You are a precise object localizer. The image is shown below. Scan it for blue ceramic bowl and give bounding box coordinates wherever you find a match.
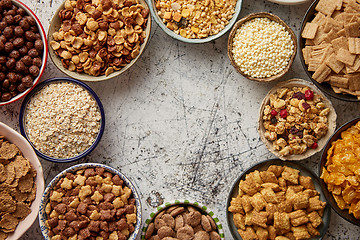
[148,0,243,43]
[39,163,142,240]
[19,78,105,163]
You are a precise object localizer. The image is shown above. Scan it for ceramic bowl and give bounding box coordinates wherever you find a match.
[141,199,225,239]
[39,163,142,240]
[258,78,337,160]
[47,0,151,81]
[227,159,331,240]
[299,0,360,101]
[148,0,242,43]
[228,12,297,82]
[319,117,360,226]
[0,0,48,106]
[19,78,105,163]
[0,122,45,240]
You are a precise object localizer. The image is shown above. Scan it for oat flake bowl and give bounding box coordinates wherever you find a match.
[0,122,44,240]
[228,12,297,82]
[149,0,242,43]
[258,79,337,160]
[141,199,224,239]
[0,0,48,106]
[19,78,105,163]
[39,163,142,240]
[48,0,151,81]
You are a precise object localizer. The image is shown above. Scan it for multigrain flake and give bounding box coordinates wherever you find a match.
[25,82,101,159]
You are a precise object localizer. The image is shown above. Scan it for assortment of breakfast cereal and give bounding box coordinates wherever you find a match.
[3,0,360,239]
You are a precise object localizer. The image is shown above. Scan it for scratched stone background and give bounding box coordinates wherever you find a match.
[1,0,360,239]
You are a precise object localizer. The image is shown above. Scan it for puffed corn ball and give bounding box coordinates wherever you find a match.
[232,17,294,78]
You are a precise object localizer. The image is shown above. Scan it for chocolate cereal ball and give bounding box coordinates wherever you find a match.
[14,25,23,36]
[15,60,25,72]
[21,55,32,65]
[28,48,38,57]
[29,65,39,76]
[5,58,15,69]
[21,75,32,87]
[34,39,42,51]
[13,37,24,48]
[32,57,41,67]
[3,25,13,38]
[9,49,20,59]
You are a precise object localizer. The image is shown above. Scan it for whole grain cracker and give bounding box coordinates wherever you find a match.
[4,164,15,185]
[329,75,349,88]
[0,164,6,183]
[0,197,16,213]
[312,63,332,82]
[326,53,345,73]
[0,232,7,240]
[316,0,338,16]
[302,23,319,39]
[336,48,356,65]
[26,182,36,203]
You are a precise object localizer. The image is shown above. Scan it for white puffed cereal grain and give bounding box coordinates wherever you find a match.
[231,17,294,78]
[24,82,101,159]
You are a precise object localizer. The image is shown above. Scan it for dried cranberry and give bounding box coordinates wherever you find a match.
[305,89,314,100]
[271,117,277,124]
[311,142,318,149]
[280,109,287,118]
[292,92,305,100]
[296,131,303,138]
[302,102,310,110]
[290,126,298,134]
[270,110,277,117]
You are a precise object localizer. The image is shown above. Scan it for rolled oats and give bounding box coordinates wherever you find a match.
[24,81,101,159]
[262,86,330,156]
[50,0,149,76]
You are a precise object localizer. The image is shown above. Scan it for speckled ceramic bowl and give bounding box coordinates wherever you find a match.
[0,0,48,106]
[148,0,242,43]
[258,78,337,160]
[19,78,105,163]
[0,122,44,240]
[39,163,142,240]
[141,199,225,239]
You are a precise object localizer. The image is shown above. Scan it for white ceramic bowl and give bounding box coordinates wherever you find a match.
[0,0,48,106]
[48,0,151,81]
[148,0,243,43]
[39,163,142,240]
[0,122,44,240]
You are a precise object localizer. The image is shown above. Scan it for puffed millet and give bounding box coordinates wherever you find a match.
[24,82,101,159]
[232,17,294,78]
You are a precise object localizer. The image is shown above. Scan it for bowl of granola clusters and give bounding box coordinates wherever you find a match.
[149,0,242,43]
[19,78,105,163]
[0,122,44,240]
[39,163,141,240]
[48,0,151,81]
[258,79,337,160]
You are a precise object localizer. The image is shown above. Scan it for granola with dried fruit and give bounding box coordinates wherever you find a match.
[262,86,330,156]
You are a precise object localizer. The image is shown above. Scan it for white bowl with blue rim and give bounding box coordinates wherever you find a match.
[38,163,142,240]
[18,77,105,163]
[141,199,225,239]
[148,0,243,43]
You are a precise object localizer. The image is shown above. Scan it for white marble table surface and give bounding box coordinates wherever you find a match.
[1,0,360,239]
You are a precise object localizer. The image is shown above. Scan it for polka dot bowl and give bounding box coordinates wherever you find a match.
[38,163,142,240]
[141,199,225,239]
[227,12,297,82]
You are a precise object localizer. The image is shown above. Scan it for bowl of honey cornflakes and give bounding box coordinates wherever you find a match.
[319,117,360,226]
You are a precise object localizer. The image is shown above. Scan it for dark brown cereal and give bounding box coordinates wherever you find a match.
[0,0,43,103]
[45,168,137,239]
